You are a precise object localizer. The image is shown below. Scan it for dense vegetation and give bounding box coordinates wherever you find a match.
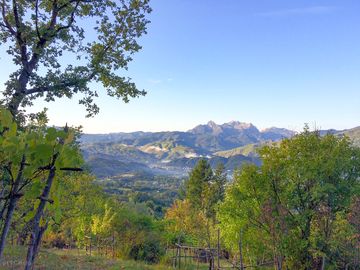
[218,128,360,269]
[1,108,360,269]
[0,108,168,268]
[164,128,360,269]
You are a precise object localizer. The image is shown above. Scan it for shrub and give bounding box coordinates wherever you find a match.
[129,236,165,264]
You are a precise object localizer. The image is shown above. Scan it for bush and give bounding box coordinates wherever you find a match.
[129,236,165,264]
[43,233,68,249]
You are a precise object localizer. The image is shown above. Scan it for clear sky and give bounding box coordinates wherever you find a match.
[1,0,360,133]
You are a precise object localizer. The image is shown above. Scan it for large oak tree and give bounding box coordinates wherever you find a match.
[0,0,151,120]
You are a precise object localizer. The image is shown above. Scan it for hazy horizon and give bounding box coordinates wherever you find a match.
[79,119,357,135]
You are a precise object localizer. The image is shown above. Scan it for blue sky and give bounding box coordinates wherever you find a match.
[1,0,360,133]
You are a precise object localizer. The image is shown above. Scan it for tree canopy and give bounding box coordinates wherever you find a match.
[166,160,227,246]
[218,128,360,269]
[0,0,151,119]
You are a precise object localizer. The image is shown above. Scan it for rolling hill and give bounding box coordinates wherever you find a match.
[81,121,296,178]
[81,122,360,179]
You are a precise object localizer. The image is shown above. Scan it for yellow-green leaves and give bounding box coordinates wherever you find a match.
[0,108,83,232]
[0,108,13,130]
[45,127,58,142]
[218,129,360,268]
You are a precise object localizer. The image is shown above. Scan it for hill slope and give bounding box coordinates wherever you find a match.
[81,121,295,178]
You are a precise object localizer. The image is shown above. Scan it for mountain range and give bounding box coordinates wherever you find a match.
[80,121,360,179]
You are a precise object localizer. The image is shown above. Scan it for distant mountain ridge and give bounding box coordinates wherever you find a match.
[80,121,360,179]
[80,121,295,178]
[81,120,296,151]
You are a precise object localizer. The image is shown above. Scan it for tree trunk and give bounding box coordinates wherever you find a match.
[30,223,48,266]
[0,154,26,259]
[24,164,56,270]
[0,193,20,258]
[7,92,25,118]
[7,69,31,118]
[277,255,283,270]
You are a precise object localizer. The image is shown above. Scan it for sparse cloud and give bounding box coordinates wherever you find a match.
[255,6,338,17]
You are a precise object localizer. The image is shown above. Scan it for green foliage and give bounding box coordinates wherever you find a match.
[185,160,226,221]
[110,203,166,262]
[218,128,360,269]
[0,107,83,204]
[0,107,85,268]
[0,0,151,118]
[129,235,165,264]
[164,199,209,246]
[185,159,214,211]
[97,173,183,216]
[214,143,263,158]
[49,180,167,264]
[165,160,227,247]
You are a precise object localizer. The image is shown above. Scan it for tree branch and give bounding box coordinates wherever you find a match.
[25,81,78,95]
[55,0,81,32]
[11,0,21,31]
[12,0,29,66]
[28,0,59,70]
[35,0,41,40]
[25,71,96,95]
[0,0,16,35]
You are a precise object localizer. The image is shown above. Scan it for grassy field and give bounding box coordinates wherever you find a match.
[0,246,210,270]
[0,246,169,270]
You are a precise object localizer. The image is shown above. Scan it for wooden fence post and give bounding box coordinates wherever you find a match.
[89,237,92,256]
[173,245,176,268]
[185,247,187,265]
[197,250,200,270]
[112,232,115,258]
[178,236,181,269]
[217,228,220,270]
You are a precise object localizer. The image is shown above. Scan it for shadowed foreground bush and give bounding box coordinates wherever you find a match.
[129,236,165,264]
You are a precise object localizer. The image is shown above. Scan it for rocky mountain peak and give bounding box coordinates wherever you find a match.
[225,121,255,130]
[207,120,218,128]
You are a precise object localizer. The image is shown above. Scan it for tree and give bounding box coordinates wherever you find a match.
[167,160,227,247]
[218,129,360,270]
[165,199,208,246]
[185,159,213,211]
[205,163,226,223]
[0,0,151,119]
[0,107,83,269]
